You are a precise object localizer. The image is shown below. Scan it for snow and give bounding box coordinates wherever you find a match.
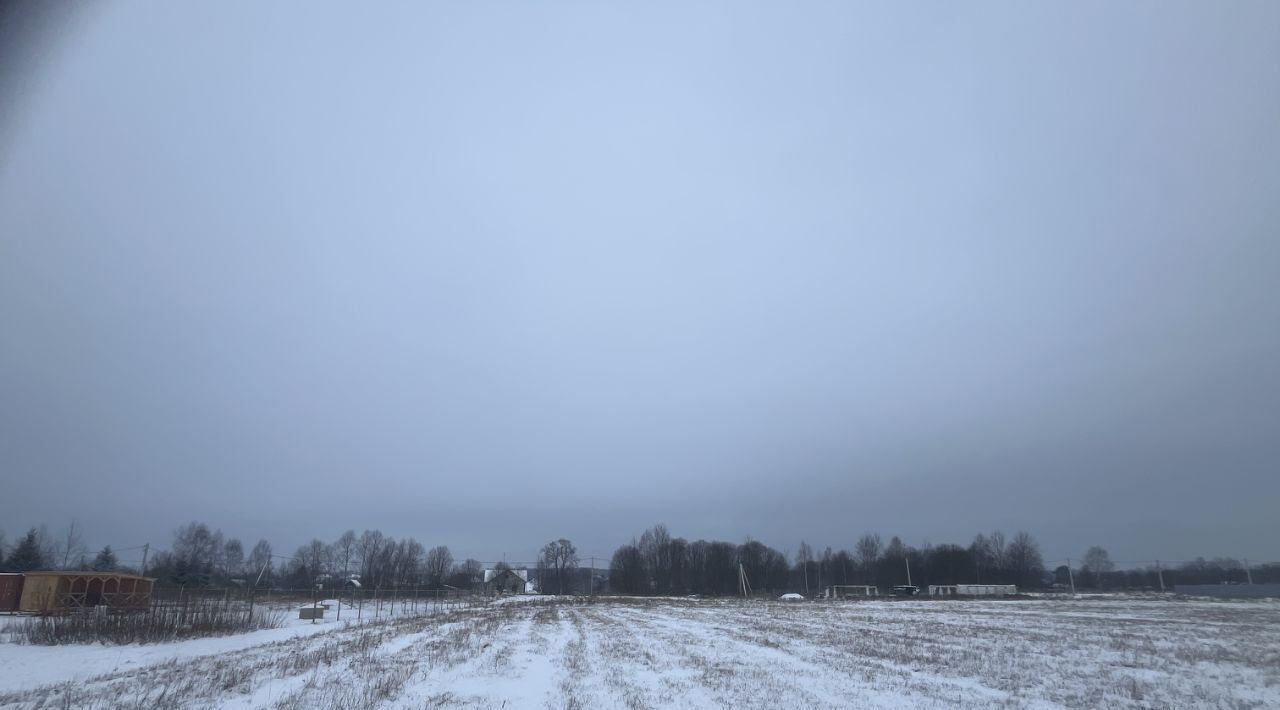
[1,596,1277,708]
[0,596,460,694]
[0,615,329,693]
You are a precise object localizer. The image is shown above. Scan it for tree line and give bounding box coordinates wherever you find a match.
[1049,546,1273,590]
[149,523,490,590]
[607,525,1280,595]
[0,521,592,594]
[0,522,485,590]
[2,521,1276,593]
[609,525,1048,596]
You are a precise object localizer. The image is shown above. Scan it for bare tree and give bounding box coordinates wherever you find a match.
[247,539,273,585]
[450,558,484,589]
[388,538,424,587]
[357,530,386,586]
[540,538,579,595]
[424,545,453,588]
[35,525,59,569]
[796,541,813,595]
[638,524,673,594]
[334,530,357,578]
[1005,531,1045,588]
[609,543,647,594]
[988,531,1007,575]
[223,538,245,580]
[296,539,329,581]
[58,521,88,569]
[173,522,224,584]
[1082,546,1114,588]
[855,533,882,583]
[820,546,834,589]
[970,533,991,583]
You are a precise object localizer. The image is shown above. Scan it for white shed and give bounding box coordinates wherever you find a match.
[954,584,1017,596]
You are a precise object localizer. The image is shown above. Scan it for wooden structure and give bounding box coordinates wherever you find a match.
[10,571,155,614]
[0,574,23,613]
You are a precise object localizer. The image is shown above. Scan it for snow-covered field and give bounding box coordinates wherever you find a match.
[1,595,1277,708]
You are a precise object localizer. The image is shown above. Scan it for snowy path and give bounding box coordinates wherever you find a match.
[0,597,1277,708]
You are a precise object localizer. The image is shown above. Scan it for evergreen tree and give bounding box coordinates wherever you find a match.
[7,528,46,571]
[92,545,119,571]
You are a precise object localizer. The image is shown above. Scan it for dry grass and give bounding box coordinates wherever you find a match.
[2,596,1277,708]
[12,600,284,645]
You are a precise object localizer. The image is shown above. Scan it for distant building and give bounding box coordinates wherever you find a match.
[483,568,534,594]
[929,584,1017,597]
[824,585,879,598]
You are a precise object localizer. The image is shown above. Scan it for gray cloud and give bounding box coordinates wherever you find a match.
[2,1,1278,564]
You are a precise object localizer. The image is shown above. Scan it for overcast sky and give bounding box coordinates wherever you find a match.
[2,1,1278,567]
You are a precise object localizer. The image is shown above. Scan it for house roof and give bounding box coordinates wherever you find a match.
[483,568,528,583]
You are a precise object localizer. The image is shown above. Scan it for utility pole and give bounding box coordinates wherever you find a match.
[1156,560,1165,593]
[1243,559,1254,585]
[905,557,912,587]
[141,543,149,577]
[248,556,272,622]
[1066,558,1076,595]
